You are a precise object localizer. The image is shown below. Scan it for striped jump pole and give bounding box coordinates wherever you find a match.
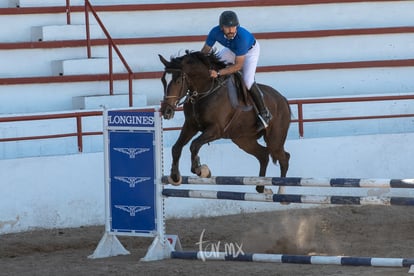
[162,189,414,206]
[171,251,414,269]
[161,176,414,188]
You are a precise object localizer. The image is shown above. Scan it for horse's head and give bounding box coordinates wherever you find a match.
[158,50,223,120]
[159,54,187,119]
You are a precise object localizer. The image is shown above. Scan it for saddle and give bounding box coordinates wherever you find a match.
[225,72,253,112]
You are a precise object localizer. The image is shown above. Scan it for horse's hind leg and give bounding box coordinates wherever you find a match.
[264,132,290,195]
[232,138,271,194]
[279,151,290,177]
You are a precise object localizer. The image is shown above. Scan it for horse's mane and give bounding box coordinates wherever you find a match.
[169,50,226,71]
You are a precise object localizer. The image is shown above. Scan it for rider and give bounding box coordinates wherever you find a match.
[200,10,272,131]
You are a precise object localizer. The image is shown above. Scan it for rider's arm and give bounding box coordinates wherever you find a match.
[201,43,212,54]
[210,55,245,78]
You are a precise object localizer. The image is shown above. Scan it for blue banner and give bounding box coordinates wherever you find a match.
[108,130,156,233]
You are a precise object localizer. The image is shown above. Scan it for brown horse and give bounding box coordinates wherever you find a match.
[159,50,291,193]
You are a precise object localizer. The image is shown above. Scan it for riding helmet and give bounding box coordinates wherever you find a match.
[219,11,240,28]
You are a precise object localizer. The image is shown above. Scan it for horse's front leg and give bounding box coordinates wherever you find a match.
[189,130,218,178]
[169,123,198,185]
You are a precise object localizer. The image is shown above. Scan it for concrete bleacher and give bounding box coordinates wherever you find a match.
[1,1,414,113]
[0,0,413,158]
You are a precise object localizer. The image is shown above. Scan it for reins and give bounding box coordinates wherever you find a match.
[187,77,225,103]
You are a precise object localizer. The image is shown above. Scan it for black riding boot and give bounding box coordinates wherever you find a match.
[249,82,272,132]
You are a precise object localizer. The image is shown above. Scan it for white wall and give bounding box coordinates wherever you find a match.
[1,132,413,234]
[0,152,104,234]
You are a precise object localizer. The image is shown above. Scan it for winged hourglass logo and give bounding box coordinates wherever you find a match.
[114,176,151,188]
[113,147,150,158]
[114,205,151,216]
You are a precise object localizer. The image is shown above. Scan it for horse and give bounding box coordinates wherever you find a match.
[159,50,291,194]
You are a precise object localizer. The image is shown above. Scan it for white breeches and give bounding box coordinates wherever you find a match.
[217,40,260,90]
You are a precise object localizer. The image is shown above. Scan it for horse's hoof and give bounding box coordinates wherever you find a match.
[198,164,211,178]
[168,175,182,186]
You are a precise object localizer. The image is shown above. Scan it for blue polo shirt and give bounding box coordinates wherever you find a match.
[205,25,255,56]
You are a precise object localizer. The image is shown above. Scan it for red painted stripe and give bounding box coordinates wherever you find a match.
[1,59,413,85]
[258,59,414,72]
[0,0,398,15]
[2,27,413,50]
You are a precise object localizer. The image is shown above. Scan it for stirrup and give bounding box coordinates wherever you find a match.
[256,114,271,132]
[258,115,269,129]
[256,122,266,132]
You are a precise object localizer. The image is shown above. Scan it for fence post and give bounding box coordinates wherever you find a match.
[84,0,91,58]
[76,115,83,152]
[66,0,71,24]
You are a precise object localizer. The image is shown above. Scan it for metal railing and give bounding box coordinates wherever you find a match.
[84,0,134,106]
[289,94,414,137]
[0,111,102,152]
[0,95,413,155]
[65,0,134,106]
[162,95,414,137]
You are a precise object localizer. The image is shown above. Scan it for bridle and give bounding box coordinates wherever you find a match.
[161,68,188,109]
[161,68,226,109]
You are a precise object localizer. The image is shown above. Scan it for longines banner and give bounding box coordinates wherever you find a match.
[107,110,155,128]
[106,109,158,235]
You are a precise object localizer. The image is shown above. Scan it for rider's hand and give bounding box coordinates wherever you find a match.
[209,70,220,78]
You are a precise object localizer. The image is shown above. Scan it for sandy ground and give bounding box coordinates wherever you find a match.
[1,205,414,276]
